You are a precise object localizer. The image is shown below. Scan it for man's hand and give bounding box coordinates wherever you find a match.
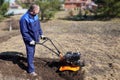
[41,35,47,40]
[30,40,35,45]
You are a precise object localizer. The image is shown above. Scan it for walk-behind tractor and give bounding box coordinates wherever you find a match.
[36,37,84,72]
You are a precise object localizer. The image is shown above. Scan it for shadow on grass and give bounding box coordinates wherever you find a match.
[0,51,27,72]
[58,15,114,21]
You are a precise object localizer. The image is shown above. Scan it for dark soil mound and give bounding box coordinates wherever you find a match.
[0,52,84,80]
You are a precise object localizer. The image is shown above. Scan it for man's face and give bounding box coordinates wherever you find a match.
[32,6,40,16]
[34,6,40,14]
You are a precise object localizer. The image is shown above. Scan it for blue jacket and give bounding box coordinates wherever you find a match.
[19,12,43,43]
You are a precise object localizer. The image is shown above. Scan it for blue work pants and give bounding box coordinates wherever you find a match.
[25,43,36,73]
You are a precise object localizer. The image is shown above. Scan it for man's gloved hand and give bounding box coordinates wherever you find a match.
[41,35,47,40]
[30,40,35,45]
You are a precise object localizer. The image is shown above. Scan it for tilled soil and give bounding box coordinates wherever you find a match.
[0,54,84,80]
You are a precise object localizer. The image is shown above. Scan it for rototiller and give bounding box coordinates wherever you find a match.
[36,37,83,72]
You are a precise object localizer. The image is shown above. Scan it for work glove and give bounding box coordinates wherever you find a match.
[40,35,47,40]
[30,40,35,45]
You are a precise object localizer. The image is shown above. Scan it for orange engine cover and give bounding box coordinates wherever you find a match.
[59,66,80,72]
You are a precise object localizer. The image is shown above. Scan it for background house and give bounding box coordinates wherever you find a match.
[5,0,28,15]
[64,0,87,10]
[16,0,35,4]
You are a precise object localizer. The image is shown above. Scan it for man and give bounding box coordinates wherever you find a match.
[19,4,45,76]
